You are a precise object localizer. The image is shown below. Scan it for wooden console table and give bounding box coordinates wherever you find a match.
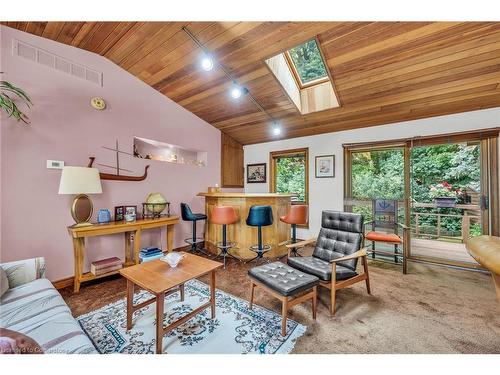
[67,216,179,292]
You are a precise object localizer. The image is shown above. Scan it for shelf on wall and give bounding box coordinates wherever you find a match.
[134,136,207,167]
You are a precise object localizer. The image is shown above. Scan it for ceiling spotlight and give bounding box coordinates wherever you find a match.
[230,84,242,99]
[201,56,214,71]
[272,125,282,136]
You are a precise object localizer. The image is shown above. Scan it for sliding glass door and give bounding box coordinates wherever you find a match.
[344,129,499,271]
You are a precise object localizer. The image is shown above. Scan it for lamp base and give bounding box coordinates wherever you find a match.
[70,221,94,228]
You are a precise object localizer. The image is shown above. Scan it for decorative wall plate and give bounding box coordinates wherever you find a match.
[90,97,106,110]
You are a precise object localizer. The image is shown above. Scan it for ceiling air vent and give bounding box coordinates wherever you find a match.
[12,39,103,86]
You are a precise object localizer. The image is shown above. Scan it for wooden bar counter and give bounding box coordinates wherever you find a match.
[197,192,293,260]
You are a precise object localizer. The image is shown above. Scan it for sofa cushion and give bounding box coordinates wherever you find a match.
[248,262,319,297]
[287,256,357,282]
[0,267,8,297]
[0,278,96,354]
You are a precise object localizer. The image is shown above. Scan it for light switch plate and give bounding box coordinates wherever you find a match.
[47,160,64,169]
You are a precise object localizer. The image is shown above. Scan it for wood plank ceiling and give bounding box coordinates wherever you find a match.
[3,22,500,145]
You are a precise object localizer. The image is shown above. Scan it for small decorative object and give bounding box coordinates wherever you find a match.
[97,209,111,223]
[58,166,103,227]
[90,97,106,110]
[114,206,124,221]
[161,252,184,268]
[124,205,137,222]
[315,155,335,178]
[87,140,150,181]
[0,78,32,125]
[429,182,458,208]
[247,163,266,183]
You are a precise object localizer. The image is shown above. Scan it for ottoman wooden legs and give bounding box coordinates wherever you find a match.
[248,279,317,336]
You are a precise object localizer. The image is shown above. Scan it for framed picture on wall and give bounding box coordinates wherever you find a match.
[315,155,335,178]
[247,163,267,183]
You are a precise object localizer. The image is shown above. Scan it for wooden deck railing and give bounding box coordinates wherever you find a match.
[344,198,481,243]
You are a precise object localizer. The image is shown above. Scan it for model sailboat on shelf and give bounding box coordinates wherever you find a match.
[87,140,149,181]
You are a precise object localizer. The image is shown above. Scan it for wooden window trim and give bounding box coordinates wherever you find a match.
[270,148,309,228]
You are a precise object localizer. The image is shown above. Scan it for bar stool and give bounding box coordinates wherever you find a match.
[211,206,239,269]
[246,205,273,262]
[280,205,308,257]
[180,203,209,256]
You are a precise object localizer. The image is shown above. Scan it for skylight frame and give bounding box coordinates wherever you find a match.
[284,38,330,89]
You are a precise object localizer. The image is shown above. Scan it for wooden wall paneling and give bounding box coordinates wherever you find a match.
[221,132,244,188]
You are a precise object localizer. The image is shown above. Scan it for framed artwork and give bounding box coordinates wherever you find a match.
[246,163,266,183]
[114,206,124,221]
[315,155,335,178]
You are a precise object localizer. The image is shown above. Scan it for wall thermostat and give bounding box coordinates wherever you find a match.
[47,160,64,169]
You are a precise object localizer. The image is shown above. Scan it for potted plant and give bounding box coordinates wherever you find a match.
[429,181,458,208]
[0,76,32,124]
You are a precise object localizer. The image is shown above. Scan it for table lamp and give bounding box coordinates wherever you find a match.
[58,166,103,227]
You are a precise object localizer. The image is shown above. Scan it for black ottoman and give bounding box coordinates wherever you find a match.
[248,262,319,336]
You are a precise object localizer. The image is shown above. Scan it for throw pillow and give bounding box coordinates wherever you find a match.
[0,328,43,354]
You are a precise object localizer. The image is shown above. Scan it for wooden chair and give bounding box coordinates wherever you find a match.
[286,211,371,315]
[364,199,409,273]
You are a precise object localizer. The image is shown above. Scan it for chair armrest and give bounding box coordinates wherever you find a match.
[286,238,316,249]
[397,223,409,230]
[0,257,46,288]
[329,248,368,263]
[364,220,374,226]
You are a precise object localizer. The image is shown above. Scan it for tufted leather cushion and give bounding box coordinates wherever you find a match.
[248,262,319,297]
[312,211,363,270]
[287,256,357,281]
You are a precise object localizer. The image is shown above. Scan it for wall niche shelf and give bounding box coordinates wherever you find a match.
[134,136,207,167]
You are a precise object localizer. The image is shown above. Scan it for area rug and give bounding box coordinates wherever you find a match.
[77,279,306,354]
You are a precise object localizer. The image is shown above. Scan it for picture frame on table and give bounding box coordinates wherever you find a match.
[246,163,267,183]
[124,205,137,222]
[114,206,124,221]
[315,155,335,178]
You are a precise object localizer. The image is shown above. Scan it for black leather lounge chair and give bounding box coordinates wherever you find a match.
[286,210,371,315]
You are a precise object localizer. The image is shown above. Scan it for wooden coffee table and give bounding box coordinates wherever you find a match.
[119,252,222,353]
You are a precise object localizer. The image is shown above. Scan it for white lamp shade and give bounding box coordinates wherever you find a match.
[58,166,103,195]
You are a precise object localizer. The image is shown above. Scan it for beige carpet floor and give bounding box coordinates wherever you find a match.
[60,251,500,354]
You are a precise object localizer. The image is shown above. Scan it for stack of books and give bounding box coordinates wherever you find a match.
[90,257,123,276]
[139,247,164,263]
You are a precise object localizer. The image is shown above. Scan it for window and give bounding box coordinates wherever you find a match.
[285,39,328,88]
[270,148,309,204]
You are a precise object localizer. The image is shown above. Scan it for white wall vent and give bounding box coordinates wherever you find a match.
[12,39,103,86]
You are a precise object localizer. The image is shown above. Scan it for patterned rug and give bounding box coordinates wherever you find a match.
[77,279,306,354]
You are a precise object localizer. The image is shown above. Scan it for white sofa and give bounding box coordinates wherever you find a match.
[0,258,97,354]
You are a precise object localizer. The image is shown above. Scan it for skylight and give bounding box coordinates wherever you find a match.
[286,39,328,87]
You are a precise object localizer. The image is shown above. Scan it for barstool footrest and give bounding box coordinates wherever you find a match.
[249,244,272,253]
[184,237,205,245]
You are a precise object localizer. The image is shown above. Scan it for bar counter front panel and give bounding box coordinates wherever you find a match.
[197,193,292,259]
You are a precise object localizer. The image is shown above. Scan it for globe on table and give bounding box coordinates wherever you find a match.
[145,193,167,215]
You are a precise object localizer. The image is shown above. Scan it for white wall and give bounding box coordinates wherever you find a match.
[244,107,500,239]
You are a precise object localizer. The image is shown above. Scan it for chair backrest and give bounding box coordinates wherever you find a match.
[312,211,364,270]
[246,205,273,227]
[180,203,195,221]
[372,199,398,230]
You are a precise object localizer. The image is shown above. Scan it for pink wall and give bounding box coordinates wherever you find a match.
[0,26,222,281]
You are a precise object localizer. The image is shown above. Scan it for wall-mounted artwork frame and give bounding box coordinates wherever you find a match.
[315,155,335,178]
[246,163,267,183]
